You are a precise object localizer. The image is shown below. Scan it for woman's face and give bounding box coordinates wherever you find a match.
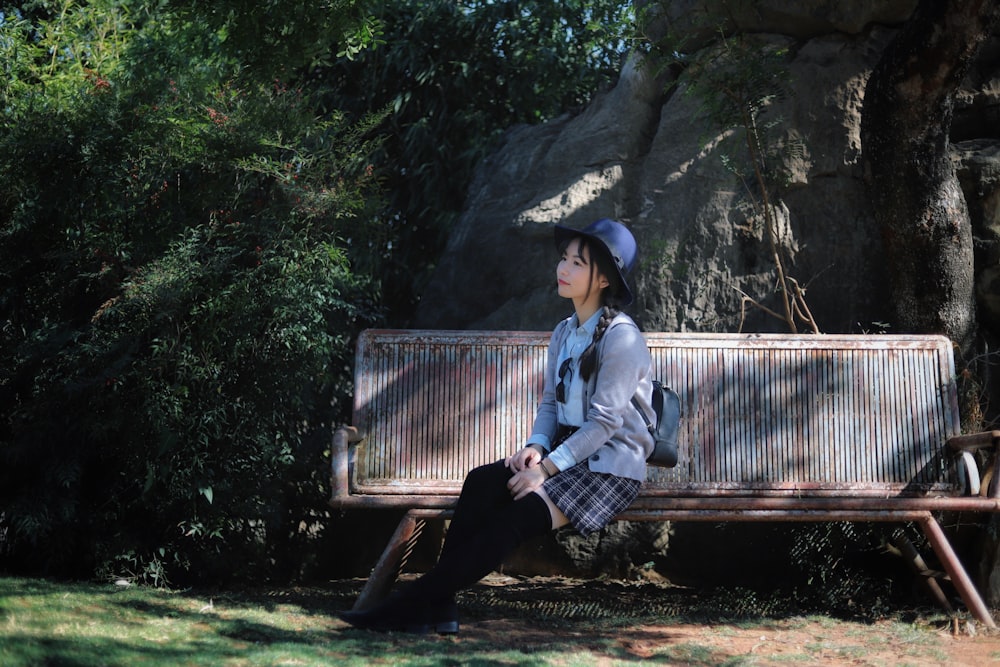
[557,237,609,305]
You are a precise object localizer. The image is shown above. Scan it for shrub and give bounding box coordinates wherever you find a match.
[0,2,381,584]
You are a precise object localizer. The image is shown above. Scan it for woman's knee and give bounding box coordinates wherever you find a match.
[455,461,514,509]
[464,459,512,487]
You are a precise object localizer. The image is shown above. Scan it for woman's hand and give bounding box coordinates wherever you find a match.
[505,445,542,473]
[507,465,547,501]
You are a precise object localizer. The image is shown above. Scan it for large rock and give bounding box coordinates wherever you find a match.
[640,0,917,46]
[417,28,903,334]
[416,11,1000,337]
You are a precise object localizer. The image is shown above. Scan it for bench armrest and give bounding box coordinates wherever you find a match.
[329,425,366,508]
[946,430,1000,452]
[947,431,1000,499]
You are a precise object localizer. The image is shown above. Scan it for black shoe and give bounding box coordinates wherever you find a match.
[336,607,428,634]
[427,598,459,635]
[337,596,458,635]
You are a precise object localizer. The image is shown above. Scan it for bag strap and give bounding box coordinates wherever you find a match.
[631,395,655,434]
[595,316,657,433]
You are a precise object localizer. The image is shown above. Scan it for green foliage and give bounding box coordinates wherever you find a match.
[0,1,381,584]
[320,0,633,318]
[0,0,637,584]
[158,0,383,77]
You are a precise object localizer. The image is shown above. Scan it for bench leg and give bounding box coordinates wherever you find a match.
[351,511,427,612]
[919,514,997,628]
[892,533,953,613]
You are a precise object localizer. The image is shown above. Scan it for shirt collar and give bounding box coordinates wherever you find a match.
[572,309,603,337]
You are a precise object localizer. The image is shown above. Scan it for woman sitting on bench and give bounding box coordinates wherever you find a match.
[338,218,656,634]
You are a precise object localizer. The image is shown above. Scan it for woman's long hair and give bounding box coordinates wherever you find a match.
[558,235,626,382]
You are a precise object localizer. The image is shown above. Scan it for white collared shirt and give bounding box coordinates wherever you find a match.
[556,309,602,427]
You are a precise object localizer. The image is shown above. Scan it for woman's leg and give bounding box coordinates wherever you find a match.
[535,486,572,530]
[445,462,571,546]
[418,490,553,597]
[439,460,514,561]
[421,463,574,595]
[339,460,520,633]
[339,488,553,633]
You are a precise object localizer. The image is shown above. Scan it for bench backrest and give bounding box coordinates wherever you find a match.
[349,330,961,498]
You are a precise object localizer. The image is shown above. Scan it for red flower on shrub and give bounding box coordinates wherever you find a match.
[84,68,111,93]
[207,107,229,126]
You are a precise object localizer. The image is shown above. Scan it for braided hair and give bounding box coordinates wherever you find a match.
[578,304,621,382]
[558,235,627,382]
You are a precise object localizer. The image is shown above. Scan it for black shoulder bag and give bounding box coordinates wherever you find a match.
[632,381,681,468]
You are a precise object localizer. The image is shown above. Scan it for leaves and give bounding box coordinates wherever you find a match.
[0,0,632,584]
[0,0,380,584]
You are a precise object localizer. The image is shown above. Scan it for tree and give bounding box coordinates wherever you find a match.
[861,0,1000,352]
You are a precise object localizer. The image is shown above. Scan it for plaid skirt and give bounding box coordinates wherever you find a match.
[543,463,641,537]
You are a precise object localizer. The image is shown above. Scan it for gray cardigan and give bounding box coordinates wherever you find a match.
[528,312,655,482]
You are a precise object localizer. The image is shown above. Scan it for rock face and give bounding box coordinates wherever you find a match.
[416,1,1000,338]
[413,2,1000,601]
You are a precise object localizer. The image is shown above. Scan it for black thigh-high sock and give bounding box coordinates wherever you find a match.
[439,460,514,561]
[408,490,553,604]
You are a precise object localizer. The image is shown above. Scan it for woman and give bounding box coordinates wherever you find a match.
[338,218,655,634]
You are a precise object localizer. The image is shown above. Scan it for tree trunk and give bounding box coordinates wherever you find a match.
[861,0,1000,352]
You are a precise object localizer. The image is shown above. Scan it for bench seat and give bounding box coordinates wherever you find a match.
[329,330,1000,625]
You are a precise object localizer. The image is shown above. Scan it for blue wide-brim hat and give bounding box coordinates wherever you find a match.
[554,218,637,305]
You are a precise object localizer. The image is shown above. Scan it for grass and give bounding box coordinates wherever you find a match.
[0,575,993,666]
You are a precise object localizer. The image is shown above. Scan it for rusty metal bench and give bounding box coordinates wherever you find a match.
[329,330,1000,625]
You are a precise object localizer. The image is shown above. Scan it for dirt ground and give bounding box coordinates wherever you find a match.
[329,574,1000,666]
[458,617,994,666]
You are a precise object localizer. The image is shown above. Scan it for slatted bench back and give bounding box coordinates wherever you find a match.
[349,330,961,498]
